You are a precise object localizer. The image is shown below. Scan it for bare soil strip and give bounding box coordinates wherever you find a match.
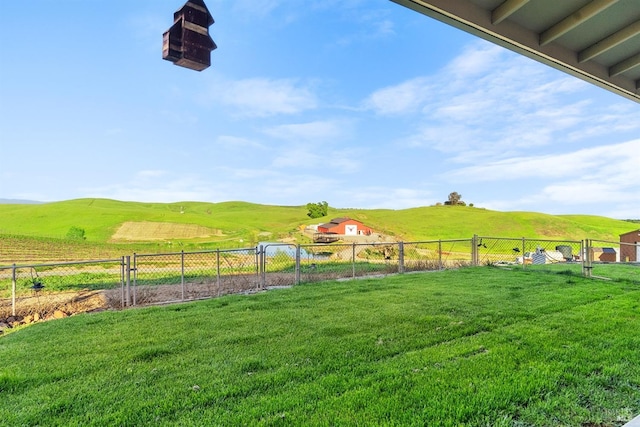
[111,221,223,241]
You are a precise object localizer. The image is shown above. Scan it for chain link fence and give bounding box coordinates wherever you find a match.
[584,239,640,283]
[261,244,297,287]
[404,239,474,271]
[476,236,583,270]
[132,249,261,306]
[0,259,124,320]
[2,237,638,329]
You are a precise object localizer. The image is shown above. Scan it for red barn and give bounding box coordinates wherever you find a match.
[620,229,640,262]
[317,218,373,236]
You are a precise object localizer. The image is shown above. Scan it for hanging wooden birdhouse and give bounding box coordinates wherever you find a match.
[163,0,217,71]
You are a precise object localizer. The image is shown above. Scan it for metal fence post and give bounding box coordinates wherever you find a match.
[579,240,585,276]
[398,242,405,274]
[352,243,356,279]
[522,237,526,270]
[216,249,221,296]
[295,245,301,285]
[438,240,443,270]
[120,257,125,308]
[11,264,16,317]
[125,255,131,306]
[181,250,185,301]
[472,235,478,266]
[258,245,265,290]
[132,253,137,306]
[584,239,593,278]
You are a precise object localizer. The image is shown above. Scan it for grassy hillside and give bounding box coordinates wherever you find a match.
[0,199,308,246]
[354,207,636,242]
[0,199,635,247]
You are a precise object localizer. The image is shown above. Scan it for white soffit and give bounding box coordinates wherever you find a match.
[390,0,640,103]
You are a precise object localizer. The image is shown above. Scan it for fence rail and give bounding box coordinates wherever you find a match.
[1,236,638,324]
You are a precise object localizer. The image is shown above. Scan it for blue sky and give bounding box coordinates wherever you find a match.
[0,0,638,219]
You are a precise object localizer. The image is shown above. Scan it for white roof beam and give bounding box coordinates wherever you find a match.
[579,20,640,63]
[610,52,640,76]
[492,0,530,25]
[540,0,620,46]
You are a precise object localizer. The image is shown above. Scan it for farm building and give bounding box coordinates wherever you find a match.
[590,247,619,263]
[314,218,374,242]
[620,229,640,262]
[317,218,373,236]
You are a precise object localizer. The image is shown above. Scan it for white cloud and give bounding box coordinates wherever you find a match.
[459,139,640,216]
[566,103,640,141]
[218,78,317,117]
[361,37,640,216]
[83,174,223,203]
[364,77,432,115]
[334,11,396,46]
[256,174,339,202]
[216,135,266,150]
[271,147,321,169]
[332,187,434,209]
[445,43,505,79]
[215,167,279,180]
[271,146,361,174]
[136,170,168,179]
[262,120,350,142]
[368,40,636,168]
[448,139,640,183]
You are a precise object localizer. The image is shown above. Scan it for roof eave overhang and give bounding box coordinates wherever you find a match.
[391,0,640,104]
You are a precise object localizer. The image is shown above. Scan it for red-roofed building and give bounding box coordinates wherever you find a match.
[317,218,373,236]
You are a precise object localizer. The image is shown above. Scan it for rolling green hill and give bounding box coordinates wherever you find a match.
[0,198,636,248]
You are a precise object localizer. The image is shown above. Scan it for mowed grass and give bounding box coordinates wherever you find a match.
[529,262,640,283]
[1,268,639,426]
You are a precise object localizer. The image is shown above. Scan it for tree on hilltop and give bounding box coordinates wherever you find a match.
[306,201,328,219]
[445,192,465,206]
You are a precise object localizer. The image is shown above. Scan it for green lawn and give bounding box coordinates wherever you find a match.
[526,262,640,283]
[1,267,639,426]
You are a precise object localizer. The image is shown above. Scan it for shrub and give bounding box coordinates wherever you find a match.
[66,227,86,241]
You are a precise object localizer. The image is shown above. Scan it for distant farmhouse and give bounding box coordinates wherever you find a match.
[620,229,640,262]
[314,218,373,243]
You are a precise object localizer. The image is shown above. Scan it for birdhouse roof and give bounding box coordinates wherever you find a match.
[174,0,214,27]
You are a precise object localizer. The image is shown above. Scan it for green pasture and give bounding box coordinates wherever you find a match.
[1,267,639,426]
[0,199,309,245]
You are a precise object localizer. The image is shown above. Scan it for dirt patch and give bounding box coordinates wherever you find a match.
[1,290,112,317]
[111,221,223,241]
[0,289,119,334]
